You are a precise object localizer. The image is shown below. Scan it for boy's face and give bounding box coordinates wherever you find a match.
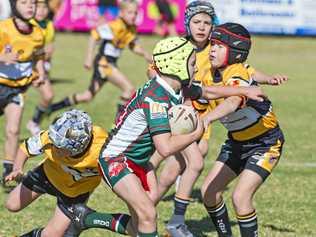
[189,13,213,44]
[120,3,138,26]
[16,0,36,20]
[210,41,227,68]
[35,2,49,21]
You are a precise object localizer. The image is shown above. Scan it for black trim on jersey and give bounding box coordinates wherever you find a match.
[227,116,262,133]
[12,18,34,35]
[213,69,222,83]
[151,129,171,136]
[231,76,250,85]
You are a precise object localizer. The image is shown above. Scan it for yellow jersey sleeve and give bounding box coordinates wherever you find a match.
[244,64,256,77]
[20,131,48,157]
[44,20,55,44]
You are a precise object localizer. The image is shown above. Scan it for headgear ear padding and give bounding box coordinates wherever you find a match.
[211,22,251,65]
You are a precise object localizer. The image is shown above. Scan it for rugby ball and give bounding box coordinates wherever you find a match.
[168,105,198,135]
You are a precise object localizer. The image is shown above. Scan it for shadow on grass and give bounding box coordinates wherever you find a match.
[162,217,238,237]
[50,77,75,84]
[263,224,295,233]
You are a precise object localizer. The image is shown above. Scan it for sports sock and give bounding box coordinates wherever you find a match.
[32,105,47,124]
[84,212,131,235]
[137,231,158,237]
[49,96,75,113]
[205,199,232,237]
[237,210,258,237]
[19,227,43,237]
[168,196,190,225]
[2,160,13,181]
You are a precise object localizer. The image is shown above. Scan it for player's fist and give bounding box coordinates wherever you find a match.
[5,169,23,182]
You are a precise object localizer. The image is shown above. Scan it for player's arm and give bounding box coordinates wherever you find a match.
[129,40,152,63]
[152,117,204,158]
[44,42,54,61]
[84,35,98,70]
[4,148,29,182]
[252,69,288,86]
[203,96,242,128]
[5,133,45,182]
[33,58,45,87]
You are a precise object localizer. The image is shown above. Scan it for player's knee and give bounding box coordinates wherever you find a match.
[232,190,252,211]
[5,125,20,139]
[5,200,21,212]
[201,183,223,206]
[136,204,157,225]
[81,90,94,102]
[159,171,177,188]
[186,156,204,174]
[44,91,54,104]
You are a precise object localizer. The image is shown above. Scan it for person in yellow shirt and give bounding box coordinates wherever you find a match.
[27,0,56,135]
[5,109,133,237]
[0,0,45,189]
[201,23,285,237]
[48,0,152,118]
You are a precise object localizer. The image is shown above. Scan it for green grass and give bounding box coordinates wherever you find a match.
[0,33,315,237]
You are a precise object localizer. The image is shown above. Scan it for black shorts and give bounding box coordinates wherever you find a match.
[89,54,118,94]
[0,84,25,115]
[155,0,174,23]
[217,127,285,181]
[22,165,90,219]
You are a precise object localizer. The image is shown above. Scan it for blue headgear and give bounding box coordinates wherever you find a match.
[185,1,219,36]
[48,109,93,156]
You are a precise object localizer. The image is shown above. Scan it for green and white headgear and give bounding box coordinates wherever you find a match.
[48,109,92,157]
[153,37,195,86]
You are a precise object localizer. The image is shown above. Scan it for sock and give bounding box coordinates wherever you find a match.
[2,160,13,180]
[32,105,47,124]
[137,231,158,237]
[205,199,232,237]
[237,210,258,237]
[168,196,190,225]
[20,228,43,237]
[49,96,74,113]
[84,212,131,235]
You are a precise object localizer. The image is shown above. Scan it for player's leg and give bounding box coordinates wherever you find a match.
[201,161,236,237]
[233,133,284,237]
[5,183,42,212]
[2,99,23,187]
[27,79,54,135]
[166,142,204,236]
[152,153,185,204]
[107,66,135,115]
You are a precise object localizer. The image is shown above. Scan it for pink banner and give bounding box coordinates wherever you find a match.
[54,0,186,33]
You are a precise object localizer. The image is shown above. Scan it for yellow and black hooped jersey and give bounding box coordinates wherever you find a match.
[20,126,108,197]
[30,19,55,45]
[214,63,279,141]
[0,18,45,87]
[91,17,137,60]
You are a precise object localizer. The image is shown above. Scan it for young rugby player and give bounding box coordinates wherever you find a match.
[0,0,45,189]
[200,23,285,237]
[27,0,56,135]
[5,110,134,237]
[48,0,152,117]
[149,2,287,236]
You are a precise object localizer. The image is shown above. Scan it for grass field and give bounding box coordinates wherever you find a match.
[0,33,315,237]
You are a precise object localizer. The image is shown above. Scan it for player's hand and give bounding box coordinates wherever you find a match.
[268,74,288,85]
[32,74,45,87]
[84,59,93,70]
[192,116,204,140]
[5,169,23,183]
[1,52,18,65]
[244,86,266,102]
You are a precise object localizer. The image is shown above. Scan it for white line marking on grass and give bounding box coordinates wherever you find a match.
[281,162,316,168]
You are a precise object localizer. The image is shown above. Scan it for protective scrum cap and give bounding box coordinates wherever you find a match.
[153,37,195,85]
[48,109,93,156]
[185,0,219,36]
[211,22,251,65]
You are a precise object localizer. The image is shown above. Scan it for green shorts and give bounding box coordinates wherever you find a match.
[98,155,150,191]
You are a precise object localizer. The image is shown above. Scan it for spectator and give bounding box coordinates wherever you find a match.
[154,0,177,36]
